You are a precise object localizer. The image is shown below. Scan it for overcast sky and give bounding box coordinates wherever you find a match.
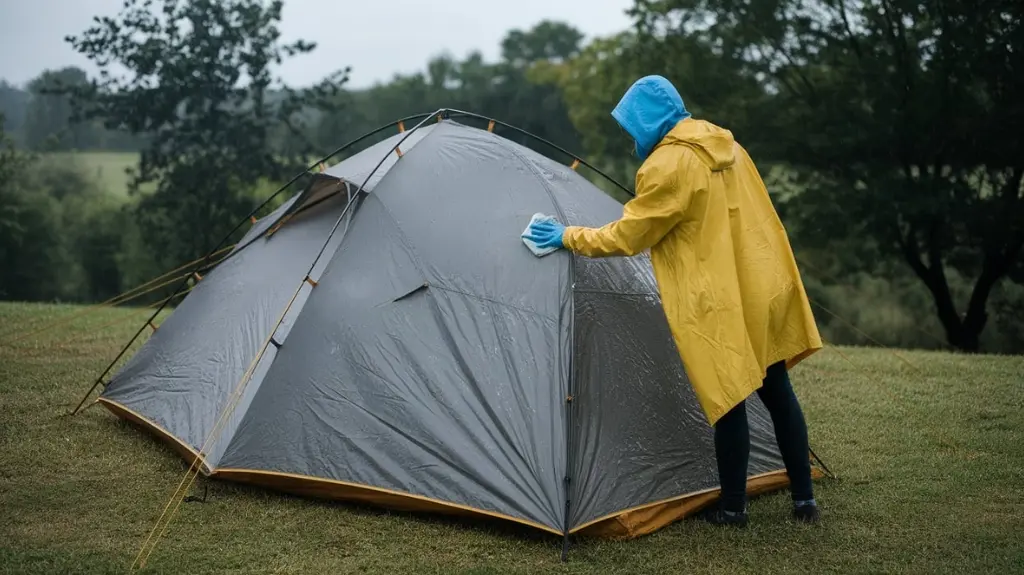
[0,0,633,88]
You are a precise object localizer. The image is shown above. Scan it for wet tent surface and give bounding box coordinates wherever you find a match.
[100,119,786,535]
[219,122,572,531]
[100,193,346,469]
[501,138,785,528]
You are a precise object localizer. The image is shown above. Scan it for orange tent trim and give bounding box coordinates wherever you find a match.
[98,397,810,539]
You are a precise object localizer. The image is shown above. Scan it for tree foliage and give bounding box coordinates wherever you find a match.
[310,20,585,159]
[0,115,50,301]
[0,114,121,302]
[0,83,31,141]
[1,3,1021,353]
[63,0,347,269]
[628,0,1023,351]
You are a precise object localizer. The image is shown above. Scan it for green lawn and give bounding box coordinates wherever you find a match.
[1,302,1022,574]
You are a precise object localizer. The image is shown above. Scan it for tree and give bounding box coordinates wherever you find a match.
[630,0,1024,351]
[63,0,347,271]
[554,25,768,201]
[501,20,584,67]
[488,21,585,154]
[0,113,65,301]
[313,21,586,164]
[22,67,94,150]
[21,67,144,152]
[550,32,646,196]
[0,82,30,141]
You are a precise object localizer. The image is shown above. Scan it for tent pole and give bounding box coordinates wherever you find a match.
[441,109,636,198]
[301,110,443,271]
[561,249,577,564]
[69,114,437,416]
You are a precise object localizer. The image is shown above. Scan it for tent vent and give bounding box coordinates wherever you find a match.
[391,283,429,303]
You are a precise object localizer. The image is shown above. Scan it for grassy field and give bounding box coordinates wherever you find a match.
[42,150,287,202]
[46,151,142,198]
[1,302,1022,574]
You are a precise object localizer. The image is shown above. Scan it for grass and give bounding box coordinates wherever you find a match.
[41,150,290,202]
[1,301,1022,574]
[45,151,142,198]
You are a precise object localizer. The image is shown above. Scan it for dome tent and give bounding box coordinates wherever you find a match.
[93,111,827,546]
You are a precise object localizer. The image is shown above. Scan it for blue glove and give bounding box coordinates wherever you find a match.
[523,219,565,250]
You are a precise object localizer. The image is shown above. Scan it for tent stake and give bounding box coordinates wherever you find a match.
[809,447,836,479]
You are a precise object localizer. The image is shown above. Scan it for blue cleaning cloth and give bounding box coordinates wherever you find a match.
[521,213,562,257]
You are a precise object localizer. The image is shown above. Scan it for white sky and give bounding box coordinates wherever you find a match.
[0,0,633,88]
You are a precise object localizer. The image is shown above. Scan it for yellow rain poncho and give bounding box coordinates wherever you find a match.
[563,76,822,425]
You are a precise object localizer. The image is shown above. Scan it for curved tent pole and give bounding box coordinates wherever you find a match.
[69,112,437,416]
[306,109,444,267]
[440,108,636,198]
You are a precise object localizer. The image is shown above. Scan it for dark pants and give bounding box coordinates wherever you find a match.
[714,361,813,512]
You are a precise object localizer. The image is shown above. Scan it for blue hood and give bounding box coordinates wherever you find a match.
[611,75,691,160]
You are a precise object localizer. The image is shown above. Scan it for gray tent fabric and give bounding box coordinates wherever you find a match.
[321,123,435,190]
[99,118,796,537]
[497,140,788,529]
[100,193,353,470]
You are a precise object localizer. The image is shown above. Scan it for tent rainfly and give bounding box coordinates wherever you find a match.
[97,115,826,543]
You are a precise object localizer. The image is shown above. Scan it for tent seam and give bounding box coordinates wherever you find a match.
[366,149,561,527]
[364,194,440,287]
[486,135,577,543]
[215,123,441,465]
[428,284,559,324]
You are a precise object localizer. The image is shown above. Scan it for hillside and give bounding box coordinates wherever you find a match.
[0,302,1021,574]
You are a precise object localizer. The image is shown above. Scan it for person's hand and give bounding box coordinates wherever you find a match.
[524,219,566,250]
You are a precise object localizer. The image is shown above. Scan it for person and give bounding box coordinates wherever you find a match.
[524,75,824,526]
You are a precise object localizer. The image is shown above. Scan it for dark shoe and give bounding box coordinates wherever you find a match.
[699,505,748,527]
[792,503,820,523]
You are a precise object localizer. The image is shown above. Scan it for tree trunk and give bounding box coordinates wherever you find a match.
[901,227,1023,353]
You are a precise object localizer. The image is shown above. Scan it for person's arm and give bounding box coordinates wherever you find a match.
[564,148,698,257]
